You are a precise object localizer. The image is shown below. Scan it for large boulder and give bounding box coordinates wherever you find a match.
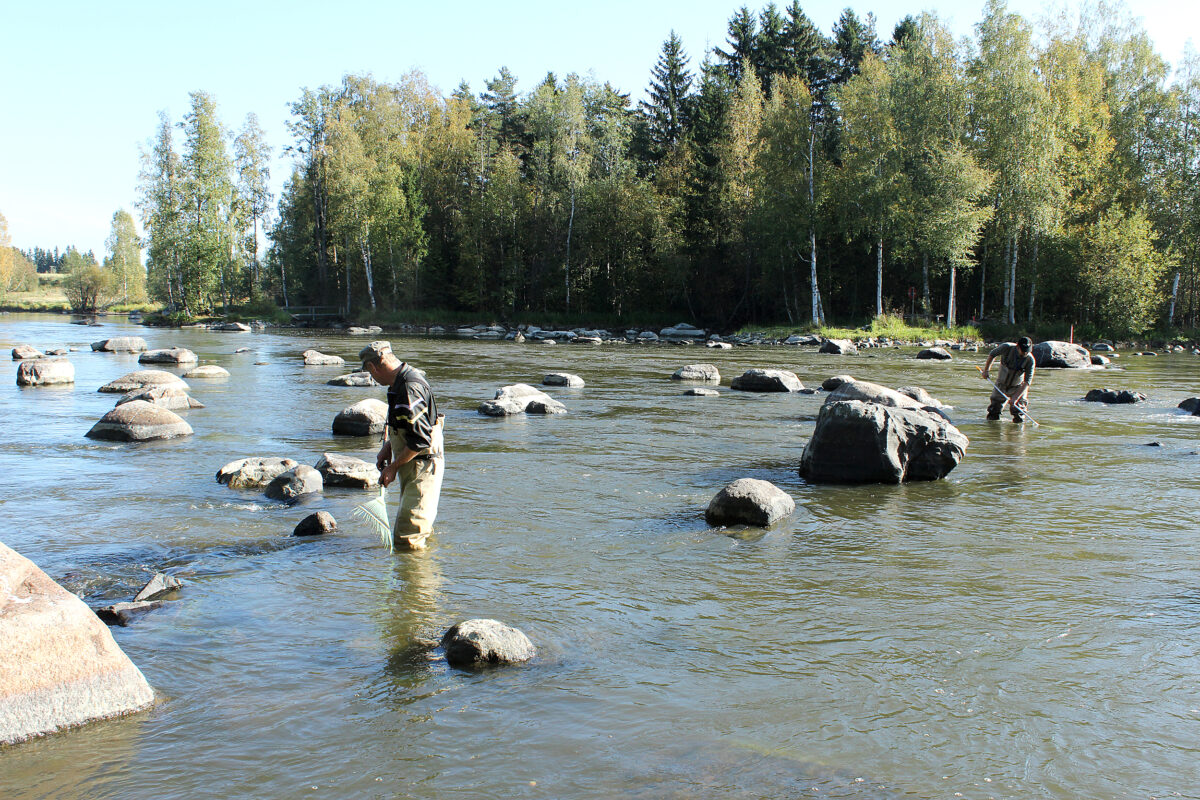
[1084,389,1147,404]
[1178,397,1200,416]
[217,457,300,489]
[303,349,344,366]
[16,358,75,386]
[264,466,324,501]
[543,373,584,387]
[0,543,155,745]
[799,400,968,484]
[139,347,198,365]
[183,365,230,379]
[819,338,858,355]
[479,384,567,416]
[672,364,720,383]
[314,452,380,488]
[12,345,44,360]
[327,371,378,387]
[332,399,388,436]
[705,479,795,527]
[85,400,194,441]
[916,347,952,360]
[1032,340,1091,368]
[91,337,148,353]
[115,384,203,410]
[98,370,188,394]
[730,369,803,392]
[441,619,535,669]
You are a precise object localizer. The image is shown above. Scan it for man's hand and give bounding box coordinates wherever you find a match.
[376,439,392,471]
[380,462,399,488]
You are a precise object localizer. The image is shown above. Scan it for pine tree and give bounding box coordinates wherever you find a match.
[639,31,693,161]
[714,6,758,85]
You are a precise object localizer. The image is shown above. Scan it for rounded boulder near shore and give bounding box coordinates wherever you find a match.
[85,400,194,442]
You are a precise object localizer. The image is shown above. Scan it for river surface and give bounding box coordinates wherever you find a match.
[2,313,1198,799]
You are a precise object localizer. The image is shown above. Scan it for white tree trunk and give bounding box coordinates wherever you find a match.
[1169,271,1181,325]
[948,265,958,327]
[810,229,820,325]
[1008,233,1017,325]
[979,241,987,319]
[922,252,930,315]
[361,235,377,311]
[876,236,884,318]
[1027,235,1038,323]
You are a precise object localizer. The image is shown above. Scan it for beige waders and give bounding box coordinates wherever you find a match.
[392,416,445,551]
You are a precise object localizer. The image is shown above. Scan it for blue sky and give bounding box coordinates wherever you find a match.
[0,0,1192,258]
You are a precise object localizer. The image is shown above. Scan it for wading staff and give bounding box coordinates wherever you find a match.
[976,365,1041,427]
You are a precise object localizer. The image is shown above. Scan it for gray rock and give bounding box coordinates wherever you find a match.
[1091,342,1115,352]
[684,387,720,396]
[825,380,931,412]
[819,338,858,355]
[98,370,188,394]
[12,345,44,360]
[314,452,379,488]
[1178,397,1200,415]
[479,398,528,416]
[92,600,165,626]
[183,365,230,379]
[0,543,155,744]
[660,323,706,340]
[784,334,822,346]
[327,371,379,387]
[264,465,324,501]
[705,478,795,527]
[800,400,968,484]
[705,341,733,349]
[895,386,948,408]
[1084,389,1147,404]
[1032,340,1091,368]
[731,368,803,392]
[86,400,194,441]
[636,331,659,341]
[332,399,388,436]
[16,358,74,386]
[90,337,148,353]
[293,511,337,536]
[116,384,203,410]
[441,619,535,669]
[134,573,183,602]
[1090,355,1110,366]
[210,322,251,332]
[480,384,567,416]
[217,457,301,489]
[916,347,952,360]
[138,347,198,365]
[672,364,720,382]
[543,372,584,387]
[302,349,345,366]
[821,374,855,391]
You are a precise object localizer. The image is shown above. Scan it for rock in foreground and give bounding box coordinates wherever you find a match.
[0,542,155,745]
[16,359,75,386]
[86,400,194,441]
[705,478,795,527]
[800,400,968,484]
[441,619,535,669]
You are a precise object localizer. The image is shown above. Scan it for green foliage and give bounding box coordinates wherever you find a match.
[61,247,112,313]
[103,208,145,304]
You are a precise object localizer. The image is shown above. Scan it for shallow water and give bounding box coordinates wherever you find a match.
[2,313,1199,799]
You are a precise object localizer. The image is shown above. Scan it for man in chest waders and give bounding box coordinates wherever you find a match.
[360,341,445,551]
[982,336,1036,422]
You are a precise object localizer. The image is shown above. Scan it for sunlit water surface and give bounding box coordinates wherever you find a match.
[2,313,1199,799]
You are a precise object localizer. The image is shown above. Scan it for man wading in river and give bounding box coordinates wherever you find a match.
[981,336,1036,422]
[360,341,445,551]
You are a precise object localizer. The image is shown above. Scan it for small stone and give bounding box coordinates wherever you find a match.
[543,372,584,387]
[184,365,230,379]
[441,619,535,669]
[264,466,324,501]
[302,349,345,366]
[293,511,337,536]
[672,364,720,382]
[684,387,719,396]
[134,573,183,601]
[705,478,796,527]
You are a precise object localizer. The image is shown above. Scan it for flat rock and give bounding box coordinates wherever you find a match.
[183,365,230,378]
[706,341,733,349]
[138,347,198,365]
[116,384,203,410]
[91,337,148,353]
[327,371,379,387]
[731,368,803,392]
[672,364,720,382]
[705,478,795,527]
[916,347,952,360]
[133,573,183,602]
[800,400,968,484]
[302,349,345,366]
[16,358,74,386]
[825,380,932,412]
[293,511,337,536]
[684,387,719,396]
[211,322,251,332]
[1084,388,1147,404]
[441,619,535,669]
[315,452,380,488]
[98,370,188,394]
[819,338,858,355]
[332,399,388,436]
[1032,340,1091,368]
[217,457,301,489]
[264,465,324,501]
[85,400,193,441]
[12,345,44,360]
[543,373,584,387]
[0,542,154,744]
[93,601,165,626]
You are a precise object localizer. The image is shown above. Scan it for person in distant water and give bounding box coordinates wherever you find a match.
[982,336,1036,422]
[360,341,445,551]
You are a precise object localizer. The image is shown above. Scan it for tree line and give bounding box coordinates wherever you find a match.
[134,0,1200,335]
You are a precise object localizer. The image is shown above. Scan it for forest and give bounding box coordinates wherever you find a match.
[128,0,1200,336]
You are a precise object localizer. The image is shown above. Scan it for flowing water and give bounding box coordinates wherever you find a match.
[2,313,1199,799]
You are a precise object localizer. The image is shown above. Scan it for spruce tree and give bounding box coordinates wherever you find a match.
[639,30,693,161]
[714,6,758,85]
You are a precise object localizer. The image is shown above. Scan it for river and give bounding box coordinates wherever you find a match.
[2,313,1199,799]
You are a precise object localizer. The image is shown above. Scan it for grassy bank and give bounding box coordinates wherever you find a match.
[736,314,983,343]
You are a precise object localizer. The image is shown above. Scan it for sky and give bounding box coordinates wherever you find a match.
[0,0,1194,258]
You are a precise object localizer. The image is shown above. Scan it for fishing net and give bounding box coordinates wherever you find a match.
[352,486,393,552]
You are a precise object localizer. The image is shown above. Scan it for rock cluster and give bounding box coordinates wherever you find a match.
[217,457,301,488]
[479,384,567,416]
[1084,389,1147,404]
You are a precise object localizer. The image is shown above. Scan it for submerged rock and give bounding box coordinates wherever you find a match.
[543,372,585,387]
[264,465,323,501]
[0,542,155,744]
[916,347,952,360]
[705,478,795,527]
[332,399,388,436]
[91,337,148,353]
[800,400,968,484]
[98,370,188,394]
[16,358,74,386]
[315,452,379,488]
[1032,340,1091,368]
[86,400,193,442]
[731,368,803,392]
[1179,397,1200,415]
[138,347,198,365]
[217,457,300,489]
[672,364,720,382]
[293,511,337,536]
[1084,388,1147,404]
[183,365,230,379]
[684,387,720,396]
[441,619,535,669]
